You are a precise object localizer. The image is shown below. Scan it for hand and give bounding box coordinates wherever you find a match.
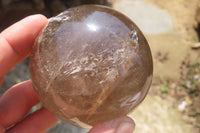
[0,15,135,133]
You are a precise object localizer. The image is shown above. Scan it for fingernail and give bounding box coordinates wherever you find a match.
[115,121,135,133]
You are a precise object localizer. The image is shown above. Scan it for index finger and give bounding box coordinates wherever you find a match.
[0,14,48,78]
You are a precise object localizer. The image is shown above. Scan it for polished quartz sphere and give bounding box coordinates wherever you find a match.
[30,5,153,128]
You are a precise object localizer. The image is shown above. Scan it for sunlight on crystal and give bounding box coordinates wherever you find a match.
[87,23,98,31]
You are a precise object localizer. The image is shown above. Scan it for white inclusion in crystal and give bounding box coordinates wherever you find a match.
[130,92,141,102]
[48,15,69,22]
[70,66,82,74]
[99,80,105,84]
[80,56,89,64]
[119,92,141,108]
[62,16,70,21]
[131,30,139,44]
[48,17,62,22]
[87,23,98,31]
[70,117,91,129]
[84,62,96,71]
[106,68,118,82]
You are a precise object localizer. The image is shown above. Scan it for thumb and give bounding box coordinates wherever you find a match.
[88,116,135,133]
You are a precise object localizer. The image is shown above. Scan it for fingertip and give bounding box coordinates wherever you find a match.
[0,13,48,57]
[2,14,48,36]
[24,14,48,27]
[0,14,48,77]
[114,117,135,133]
[30,14,48,21]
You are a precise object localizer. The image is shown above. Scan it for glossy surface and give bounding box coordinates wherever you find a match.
[30,5,153,127]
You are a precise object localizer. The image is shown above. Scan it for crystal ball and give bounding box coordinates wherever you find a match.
[30,5,153,128]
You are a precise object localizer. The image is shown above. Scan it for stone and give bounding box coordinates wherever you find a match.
[30,5,153,128]
[113,0,174,34]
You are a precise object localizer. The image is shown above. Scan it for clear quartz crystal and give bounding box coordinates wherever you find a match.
[30,5,153,128]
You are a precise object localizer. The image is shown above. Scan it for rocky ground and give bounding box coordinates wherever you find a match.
[113,0,200,133]
[0,0,200,133]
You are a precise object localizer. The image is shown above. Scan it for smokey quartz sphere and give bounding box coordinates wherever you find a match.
[30,5,153,127]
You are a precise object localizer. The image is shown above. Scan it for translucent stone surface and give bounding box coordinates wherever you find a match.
[30,5,153,128]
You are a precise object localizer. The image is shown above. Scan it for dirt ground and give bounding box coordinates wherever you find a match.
[143,0,200,129]
[1,0,200,133]
[138,0,200,132]
[111,0,200,132]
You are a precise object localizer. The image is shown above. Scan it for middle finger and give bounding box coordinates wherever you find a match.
[0,80,39,128]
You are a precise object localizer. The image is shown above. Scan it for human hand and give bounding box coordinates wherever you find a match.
[0,15,135,133]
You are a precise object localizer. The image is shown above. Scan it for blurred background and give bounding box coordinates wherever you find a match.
[0,0,200,133]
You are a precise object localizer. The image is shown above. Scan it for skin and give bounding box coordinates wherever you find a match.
[0,15,135,133]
